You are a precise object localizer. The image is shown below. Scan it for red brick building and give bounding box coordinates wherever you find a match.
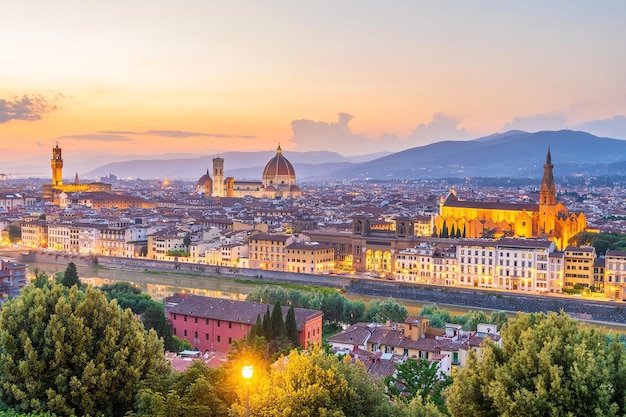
[165,294,323,353]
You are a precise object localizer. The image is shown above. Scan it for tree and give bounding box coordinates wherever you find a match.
[0,284,169,417]
[133,361,230,417]
[183,235,192,252]
[385,358,452,411]
[285,306,299,347]
[343,299,366,325]
[367,299,409,323]
[419,304,453,329]
[60,261,80,288]
[31,268,50,289]
[270,301,286,339]
[7,224,20,244]
[446,311,626,417]
[245,349,396,417]
[262,306,273,341]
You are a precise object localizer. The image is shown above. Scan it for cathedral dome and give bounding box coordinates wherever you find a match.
[262,144,296,186]
[196,169,213,194]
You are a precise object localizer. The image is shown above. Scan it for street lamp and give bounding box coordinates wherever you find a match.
[242,365,253,417]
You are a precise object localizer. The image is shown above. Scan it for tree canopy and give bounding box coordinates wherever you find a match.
[446,311,626,417]
[0,284,169,417]
[59,261,80,288]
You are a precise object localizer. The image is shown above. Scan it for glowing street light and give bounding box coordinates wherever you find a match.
[242,365,253,417]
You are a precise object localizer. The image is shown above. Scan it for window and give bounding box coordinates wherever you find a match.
[206,318,209,325]
[205,333,209,340]
[173,314,177,320]
[195,331,198,339]
[228,322,232,329]
[217,320,221,327]
[184,330,187,337]
[228,337,232,344]
[217,335,221,342]
[195,317,198,324]
[184,315,187,322]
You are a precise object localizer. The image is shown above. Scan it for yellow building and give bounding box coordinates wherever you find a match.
[285,241,334,274]
[604,249,626,300]
[435,149,586,250]
[563,245,596,288]
[42,143,112,200]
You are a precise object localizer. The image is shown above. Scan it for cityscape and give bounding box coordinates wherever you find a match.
[3,1,626,416]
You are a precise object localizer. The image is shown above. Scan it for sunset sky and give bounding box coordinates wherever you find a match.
[2,1,626,175]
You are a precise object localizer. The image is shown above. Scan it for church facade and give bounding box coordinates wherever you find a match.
[434,149,586,250]
[196,145,302,199]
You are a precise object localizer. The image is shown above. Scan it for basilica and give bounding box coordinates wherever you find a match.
[196,144,302,199]
[434,149,586,250]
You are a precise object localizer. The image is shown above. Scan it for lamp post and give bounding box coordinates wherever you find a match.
[242,365,253,417]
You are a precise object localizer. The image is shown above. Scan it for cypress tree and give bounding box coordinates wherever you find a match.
[263,306,273,341]
[271,301,286,339]
[285,305,299,347]
[61,262,80,288]
[248,314,263,341]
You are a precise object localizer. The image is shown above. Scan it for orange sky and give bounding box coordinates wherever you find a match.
[2,1,626,174]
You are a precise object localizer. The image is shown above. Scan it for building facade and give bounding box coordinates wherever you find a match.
[165,294,323,353]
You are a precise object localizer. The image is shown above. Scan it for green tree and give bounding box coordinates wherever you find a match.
[447,311,626,417]
[385,358,452,411]
[133,361,230,417]
[285,306,299,347]
[270,301,286,339]
[488,311,508,330]
[262,306,273,341]
[0,284,169,417]
[7,224,20,244]
[419,304,453,329]
[343,299,366,324]
[245,349,395,417]
[31,268,49,289]
[183,235,192,252]
[60,261,80,288]
[367,299,409,323]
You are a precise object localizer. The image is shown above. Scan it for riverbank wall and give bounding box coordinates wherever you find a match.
[21,250,353,289]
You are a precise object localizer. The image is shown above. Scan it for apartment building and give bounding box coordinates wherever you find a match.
[604,249,626,300]
[285,241,334,274]
[563,245,596,288]
[165,294,323,353]
[248,233,303,271]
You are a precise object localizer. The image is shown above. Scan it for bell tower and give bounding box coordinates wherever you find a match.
[212,156,224,197]
[539,148,556,206]
[51,143,63,186]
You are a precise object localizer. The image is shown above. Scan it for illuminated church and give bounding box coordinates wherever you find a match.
[196,144,302,199]
[434,149,586,250]
[42,143,112,200]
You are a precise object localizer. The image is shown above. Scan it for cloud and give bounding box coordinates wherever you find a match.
[407,113,471,143]
[101,130,256,139]
[571,115,626,139]
[58,134,134,142]
[290,113,372,154]
[0,94,60,123]
[290,112,476,155]
[502,114,567,132]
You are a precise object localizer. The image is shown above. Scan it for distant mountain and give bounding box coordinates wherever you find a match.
[83,130,626,181]
[84,150,387,180]
[335,130,626,179]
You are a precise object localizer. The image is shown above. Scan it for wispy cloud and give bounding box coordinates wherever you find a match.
[58,134,134,142]
[101,130,256,139]
[407,113,471,143]
[502,114,567,132]
[572,115,626,139]
[0,94,60,123]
